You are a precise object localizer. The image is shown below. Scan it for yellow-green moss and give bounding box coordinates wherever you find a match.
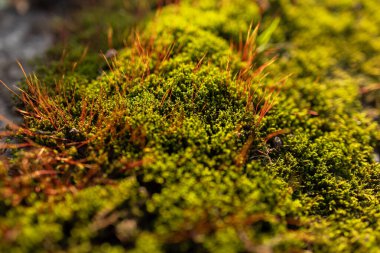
[0,0,379,252]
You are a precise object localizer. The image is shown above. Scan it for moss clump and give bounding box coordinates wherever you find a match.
[265,0,380,122]
[0,0,379,252]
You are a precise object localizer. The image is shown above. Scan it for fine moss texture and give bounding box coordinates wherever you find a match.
[0,0,379,252]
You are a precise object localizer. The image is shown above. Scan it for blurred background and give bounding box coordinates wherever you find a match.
[0,0,78,128]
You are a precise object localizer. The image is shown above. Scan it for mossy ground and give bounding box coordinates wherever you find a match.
[0,0,379,252]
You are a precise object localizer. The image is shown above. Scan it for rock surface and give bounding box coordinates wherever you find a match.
[0,7,54,128]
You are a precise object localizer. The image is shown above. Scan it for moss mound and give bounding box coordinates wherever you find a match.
[0,0,379,252]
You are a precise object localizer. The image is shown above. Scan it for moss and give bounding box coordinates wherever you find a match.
[265,0,380,120]
[0,0,379,252]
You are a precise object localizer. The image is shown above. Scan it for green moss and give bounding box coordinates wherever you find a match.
[0,0,379,252]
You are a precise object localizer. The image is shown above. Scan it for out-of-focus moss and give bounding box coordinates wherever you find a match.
[266,0,380,121]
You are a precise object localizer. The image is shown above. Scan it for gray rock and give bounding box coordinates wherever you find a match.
[0,9,54,128]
